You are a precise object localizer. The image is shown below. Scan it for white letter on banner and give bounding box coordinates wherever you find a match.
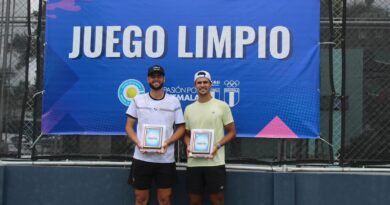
[83,26,103,58]
[145,26,165,58]
[195,26,204,58]
[69,26,81,59]
[235,26,255,58]
[123,26,142,58]
[258,26,267,59]
[270,26,290,59]
[178,26,193,58]
[106,26,121,58]
[207,26,231,58]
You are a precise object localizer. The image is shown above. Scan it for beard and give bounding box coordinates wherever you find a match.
[196,87,210,95]
[149,82,164,90]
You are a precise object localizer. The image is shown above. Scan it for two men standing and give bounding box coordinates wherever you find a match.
[125,66,236,205]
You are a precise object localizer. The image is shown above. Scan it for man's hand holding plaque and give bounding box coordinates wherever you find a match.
[189,129,214,158]
[140,124,166,153]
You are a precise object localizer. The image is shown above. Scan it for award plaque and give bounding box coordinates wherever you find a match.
[140,124,165,152]
[189,129,214,157]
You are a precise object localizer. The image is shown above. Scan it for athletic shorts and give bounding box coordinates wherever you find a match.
[128,158,176,190]
[186,165,226,194]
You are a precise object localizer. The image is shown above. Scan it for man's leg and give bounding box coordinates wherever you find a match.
[209,192,224,205]
[187,167,204,205]
[157,188,172,205]
[135,189,150,205]
[204,165,226,205]
[129,159,153,205]
[189,192,203,205]
[155,162,176,205]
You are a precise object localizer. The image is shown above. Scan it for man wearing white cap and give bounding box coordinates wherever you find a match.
[184,70,236,205]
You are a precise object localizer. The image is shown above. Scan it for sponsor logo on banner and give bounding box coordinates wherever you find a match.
[211,88,221,99]
[118,79,145,106]
[165,80,222,102]
[211,80,221,99]
[164,86,198,102]
[223,80,240,107]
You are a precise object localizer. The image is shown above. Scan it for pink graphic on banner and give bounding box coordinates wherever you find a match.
[256,116,298,138]
[47,0,81,11]
[47,0,91,18]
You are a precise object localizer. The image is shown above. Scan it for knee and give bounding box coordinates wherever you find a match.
[189,194,202,205]
[189,199,202,205]
[214,194,224,201]
[135,194,149,204]
[158,193,172,205]
[209,193,224,205]
[189,201,202,205]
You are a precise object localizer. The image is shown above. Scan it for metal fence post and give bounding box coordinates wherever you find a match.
[0,0,12,138]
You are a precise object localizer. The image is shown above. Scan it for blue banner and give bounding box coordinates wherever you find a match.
[43,0,319,138]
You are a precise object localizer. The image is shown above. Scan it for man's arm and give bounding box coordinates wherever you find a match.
[210,122,236,157]
[161,124,185,153]
[125,116,142,149]
[184,129,191,157]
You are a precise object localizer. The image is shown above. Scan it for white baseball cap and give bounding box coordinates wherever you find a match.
[194,70,212,82]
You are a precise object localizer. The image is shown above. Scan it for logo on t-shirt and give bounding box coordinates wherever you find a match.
[118,79,145,106]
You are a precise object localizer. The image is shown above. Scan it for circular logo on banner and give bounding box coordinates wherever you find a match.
[118,79,145,106]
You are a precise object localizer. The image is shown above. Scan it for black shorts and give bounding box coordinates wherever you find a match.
[129,159,176,190]
[186,165,226,194]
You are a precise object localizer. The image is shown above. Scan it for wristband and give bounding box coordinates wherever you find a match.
[217,143,223,149]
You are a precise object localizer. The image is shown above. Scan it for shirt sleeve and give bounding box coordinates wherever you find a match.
[125,98,137,119]
[222,103,234,126]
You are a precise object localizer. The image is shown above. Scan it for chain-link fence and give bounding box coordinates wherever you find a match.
[1,0,34,157]
[343,0,390,165]
[1,0,389,166]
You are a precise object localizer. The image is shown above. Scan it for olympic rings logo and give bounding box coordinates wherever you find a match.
[224,80,240,87]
